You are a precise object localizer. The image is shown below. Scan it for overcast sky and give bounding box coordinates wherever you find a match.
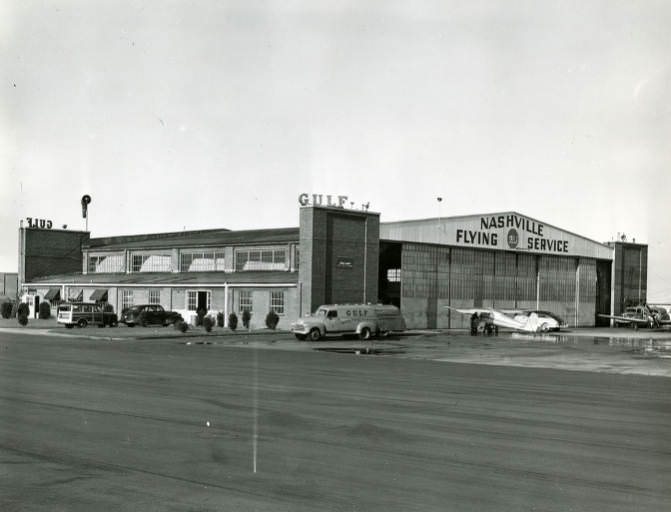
[1,0,670,300]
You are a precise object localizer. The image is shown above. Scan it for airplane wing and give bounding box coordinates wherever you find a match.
[597,314,650,325]
[446,306,529,331]
[446,307,491,316]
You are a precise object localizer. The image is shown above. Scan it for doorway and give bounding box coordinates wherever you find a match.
[197,291,209,312]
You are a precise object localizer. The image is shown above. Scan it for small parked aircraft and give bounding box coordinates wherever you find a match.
[447,307,566,333]
[598,304,671,330]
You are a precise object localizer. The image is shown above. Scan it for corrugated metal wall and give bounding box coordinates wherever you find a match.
[578,258,597,326]
[515,254,537,311]
[538,256,577,323]
[400,243,602,329]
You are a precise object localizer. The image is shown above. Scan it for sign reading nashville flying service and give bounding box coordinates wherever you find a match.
[456,214,569,253]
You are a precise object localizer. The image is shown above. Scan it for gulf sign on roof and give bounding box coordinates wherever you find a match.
[380,212,613,260]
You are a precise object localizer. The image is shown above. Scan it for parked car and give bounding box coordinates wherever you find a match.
[57,302,118,328]
[291,303,406,341]
[120,304,182,327]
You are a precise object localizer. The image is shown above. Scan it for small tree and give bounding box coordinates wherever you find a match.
[265,310,279,330]
[228,312,238,331]
[216,312,224,328]
[242,310,251,330]
[1,302,12,319]
[203,316,214,333]
[39,302,51,320]
[18,313,28,326]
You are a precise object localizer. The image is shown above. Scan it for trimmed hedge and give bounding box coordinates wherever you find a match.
[17,303,29,318]
[265,310,279,330]
[242,310,251,329]
[203,316,214,333]
[1,302,11,319]
[216,312,224,328]
[228,312,238,331]
[174,320,189,333]
[18,313,28,326]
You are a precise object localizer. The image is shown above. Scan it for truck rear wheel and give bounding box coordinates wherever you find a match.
[359,327,372,340]
[308,328,321,341]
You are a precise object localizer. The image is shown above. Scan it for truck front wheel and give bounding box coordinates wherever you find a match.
[308,328,321,341]
[359,327,372,340]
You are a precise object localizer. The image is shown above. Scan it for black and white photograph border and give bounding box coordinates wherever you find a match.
[1,2,670,511]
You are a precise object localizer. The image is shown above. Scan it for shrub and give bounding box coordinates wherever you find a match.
[173,320,188,333]
[242,310,251,329]
[1,302,12,319]
[17,302,29,318]
[228,312,238,331]
[196,308,206,326]
[203,316,214,333]
[39,302,51,320]
[265,310,280,330]
[18,313,28,326]
[216,312,224,328]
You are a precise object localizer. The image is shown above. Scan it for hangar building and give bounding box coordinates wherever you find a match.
[18,203,647,329]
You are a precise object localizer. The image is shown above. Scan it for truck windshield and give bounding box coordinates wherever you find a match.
[316,308,328,317]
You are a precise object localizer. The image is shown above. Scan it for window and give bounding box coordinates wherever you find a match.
[187,291,198,311]
[235,248,287,271]
[239,290,252,313]
[270,291,285,315]
[122,289,134,309]
[387,268,401,282]
[148,289,161,305]
[131,253,172,272]
[88,254,124,273]
[294,248,300,270]
[180,250,225,272]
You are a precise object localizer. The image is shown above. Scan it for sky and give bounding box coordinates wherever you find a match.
[1,0,670,300]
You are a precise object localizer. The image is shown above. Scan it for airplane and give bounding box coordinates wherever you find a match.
[598,304,671,330]
[447,307,566,333]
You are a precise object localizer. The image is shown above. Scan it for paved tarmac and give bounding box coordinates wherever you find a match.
[1,330,670,511]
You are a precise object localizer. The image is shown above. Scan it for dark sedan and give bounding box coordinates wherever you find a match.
[120,304,182,327]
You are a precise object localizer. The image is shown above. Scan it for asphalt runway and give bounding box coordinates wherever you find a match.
[1,331,670,511]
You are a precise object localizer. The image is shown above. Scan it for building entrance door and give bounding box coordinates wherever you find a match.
[197,291,209,312]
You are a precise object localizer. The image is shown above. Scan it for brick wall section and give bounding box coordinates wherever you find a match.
[19,228,90,287]
[299,206,379,315]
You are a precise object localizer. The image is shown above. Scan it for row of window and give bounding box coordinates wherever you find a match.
[88,248,293,273]
[120,289,285,314]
